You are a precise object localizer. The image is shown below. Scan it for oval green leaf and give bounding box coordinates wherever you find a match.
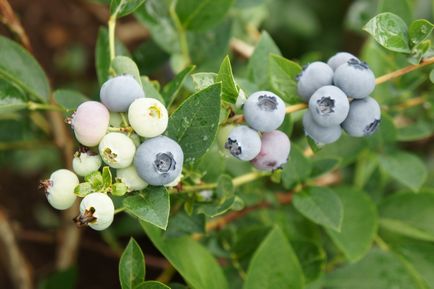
[119,238,145,289]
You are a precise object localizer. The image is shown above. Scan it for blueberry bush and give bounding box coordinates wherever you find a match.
[0,0,434,288]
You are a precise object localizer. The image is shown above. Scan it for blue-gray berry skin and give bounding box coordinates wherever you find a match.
[134,136,184,186]
[100,75,145,112]
[224,125,261,161]
[303,111,342,145]
[296,62,334,102]
[308,85,350,127]
[342,97,381,137]
[333,58,376,99]
[327,52,357,71]
[243,91,285,132]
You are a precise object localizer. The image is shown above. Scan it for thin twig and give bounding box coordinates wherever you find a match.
[0,0,32,51]
[375,56,434,85]
[0,210,33,289]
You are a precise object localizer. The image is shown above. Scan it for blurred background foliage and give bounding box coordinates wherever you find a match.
[0,0,433,288]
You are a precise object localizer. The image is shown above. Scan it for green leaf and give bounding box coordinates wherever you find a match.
[119,238,145,289]
[380,193,434,241]
[38,267,77,289]
[0,79,27,113]
[165,211,205,237]
[191,72,217,91]
[123,186,170,230]
[162,65,195,108]
[363,12,411,53]
[268,54,302,103]
[281,144,312,189]
[216,55,238,104]
[430,69,434,83]
[167,83,221,164]
[248,31,281,88]
[293,187,343,231]
[243,226,304,289]
[111,0,146,18]
[140,76,165,105]
[397,121,432,141]
[0,36,50,102]
[102,166,112,189]
[325,248,423,289]
[175,0,234,31]
[112,182,128,197]
[85,171,104,191]
[310,158,340,178]
[95,27,130,86]
[325,187,378,262]
[53,89,88,111]
[110,56,142,85]
[408,19,434,46]
[196,174,235,217]
[135,281,171,289]
[141,222,229,289]
[379,150,427,192]
[74,182,93,197]
[291,240,326,284]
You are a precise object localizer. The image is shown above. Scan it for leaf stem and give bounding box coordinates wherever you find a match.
[156,264,176,284]
[169,0,191,66]
[179,171,270,193]
[375,56,434,85]
[27,101,65,112]
[374,235,390,251]
[108,15,117,61]
[114,207,126,215]
[107,126,133,133]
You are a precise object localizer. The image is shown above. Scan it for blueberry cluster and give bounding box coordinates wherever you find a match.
[297,52,381,145]
[224,91,291,171]
[40,75,184,230]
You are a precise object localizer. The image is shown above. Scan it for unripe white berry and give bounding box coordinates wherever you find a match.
[42,169,79,210]
[128,98,168,138]
[116,166,148,192]
[98,132,136,169]
[75,192,114,231]
[72,149,102,177]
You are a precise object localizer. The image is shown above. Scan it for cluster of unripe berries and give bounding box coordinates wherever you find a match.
[297,52,381,145]
[40,75,184,230]
[224,91,291,171]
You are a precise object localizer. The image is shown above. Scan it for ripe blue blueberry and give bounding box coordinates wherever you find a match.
[296,62,334,101]
[327,52,357,71]
[134,136,184,186]
[243,91,285,132]
[225,125,261,161]
[100,75,145,112]
[251,130,291,171]
[41,169,79,210]
[308,85,350,127]
[303,111,342,145]
[333,58,376,99]
[342,97,381,137]
[75,192,114,231]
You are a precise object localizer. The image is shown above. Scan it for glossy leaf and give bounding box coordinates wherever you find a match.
[175,0,234,31]
[191,72,217,91]
[119,238,145,289]
[110,56,142,85]
[134,281,170,289]
[293,187,343,231]
[142,222,229,289]
[408,19,434,46]
[162,65,195,108]
[325,187,378,262]
[268,54,302,103]
[243,226,304,289]
[0,79,27,113]
[53,89,88,111]
[363,13,411,53]
[216,55,238,103]
[111,0,146,18]
[123,186,170,230]
[0,36,50,102]
[248,31,281,88]
[167,83,221,163]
